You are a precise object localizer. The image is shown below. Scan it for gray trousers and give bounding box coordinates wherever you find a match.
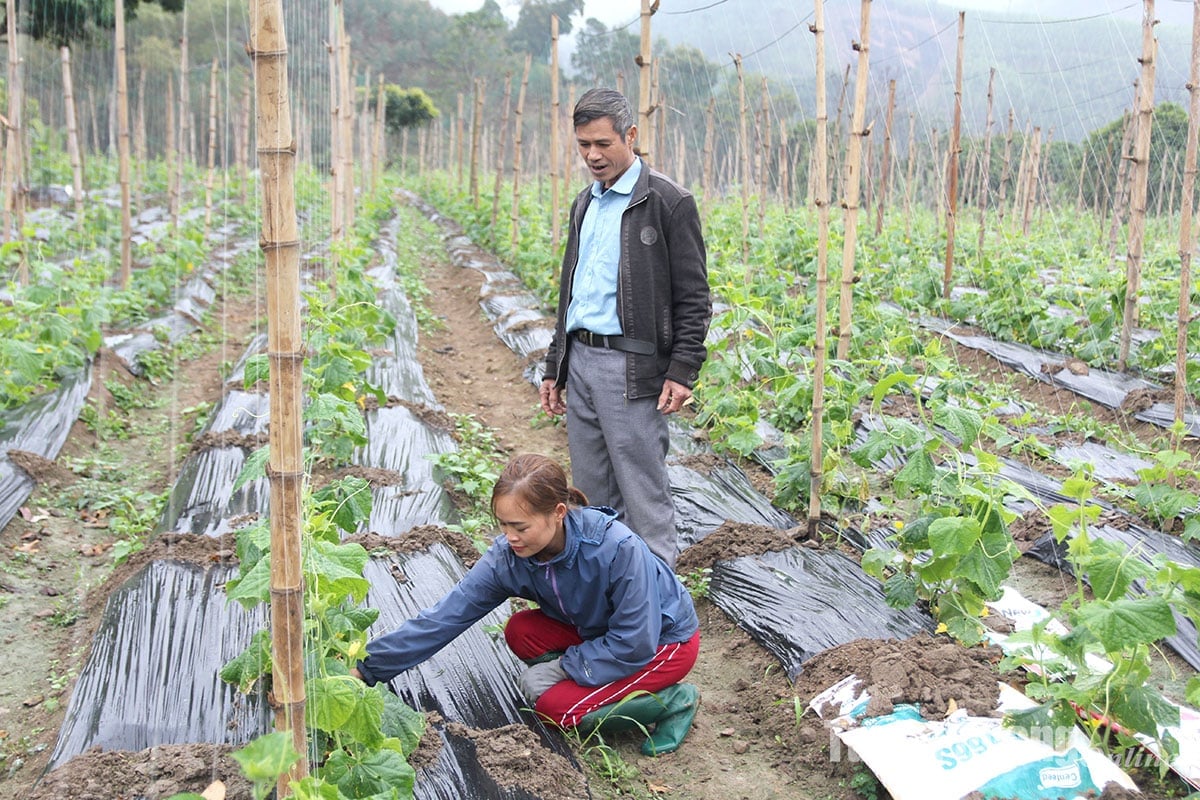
[565,341,677,569]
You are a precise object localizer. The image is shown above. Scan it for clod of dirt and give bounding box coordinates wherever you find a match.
[1120,387,1171,414]
[346,525,483,569]
[794,633,1002,720]
[23,743,255,800]
[6,449,77,487]
[189,430,267,453]
[676,520,800,573]
[442,721,589,800]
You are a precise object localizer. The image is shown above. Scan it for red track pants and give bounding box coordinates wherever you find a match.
[504,608,700,728]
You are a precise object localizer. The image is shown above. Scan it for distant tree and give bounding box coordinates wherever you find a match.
[377,85,439,132]
[13,0,182,47]
[1080,101,1190,213]
[571,18,638,87]
[508,0,583,61]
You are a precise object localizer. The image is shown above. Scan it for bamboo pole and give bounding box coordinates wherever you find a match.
[779,119,791,211]
[204,58,219,235]
[831,63,850,198]
[491,72,513,233]
[1176,0,1200,437]
[1157,144,1170,216]
[977,68,995,259]
[835,0,872,361]
[2,0,23,272]
[904,112,916,237]
[942,12,965,299]
[167,78,178,226]
[996,110,1016,229]
[470,77,484,208]
[239,82,252,206]
[372,75,385,189]
[456,92,465,189]
[1108,108,1135,258]
[550,15,561,251]
[177,3,190,187]
[757,76,769,236]
[337,2,354,229]
[115,0,132,287]
[809,0,831,537]
[510,54,532,255]
[637,0,654,165]
[134,69,147,199]
[61,46,85,233]
[1120,2,1158,369]
[874,78,896,235]
[702,96,715,208]
[327,0,343,278]
[734,54,750,266]
[248,0,308,789]
[1021,127,1042,236]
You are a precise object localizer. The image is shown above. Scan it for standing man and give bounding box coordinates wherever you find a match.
[539,88,711,571]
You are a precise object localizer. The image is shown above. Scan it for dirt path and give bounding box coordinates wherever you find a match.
[1,200,1192,799]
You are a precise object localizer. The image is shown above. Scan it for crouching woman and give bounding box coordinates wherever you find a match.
[351,452,701,755]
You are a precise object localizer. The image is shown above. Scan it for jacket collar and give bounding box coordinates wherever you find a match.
[527,506,617,569]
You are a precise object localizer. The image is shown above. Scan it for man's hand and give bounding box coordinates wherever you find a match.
[540,379,566,416]
[519,658,569,703]
[657,379,693,415]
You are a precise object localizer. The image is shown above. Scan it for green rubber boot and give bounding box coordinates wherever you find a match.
[639,683,699,756]
[576,683,700,757]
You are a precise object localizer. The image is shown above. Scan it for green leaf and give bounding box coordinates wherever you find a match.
[933,405,982,447]
[322,746,415,798]
[1107,683,1180,747]
[314,476,374,534]
[306,540,371,603]
[882,572,917,608]
[725,426,764,457]
[226,553,272,610]
[232,731,302,783]
[243,353,270,389]
[956,526,1016,599]
[927,515,980,557]
[220,629,273,692]
[860,547,897,580]
[234,446,270,492]
[1074,596,1177,653]
[850,428,896,467]
[308,675,361,733]
[893,449,936,495]
[380,689,426,756]
[1084,541,1151,601]
[870,371,916,411]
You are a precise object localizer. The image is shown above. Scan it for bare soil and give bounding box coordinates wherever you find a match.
[0,202,1194,800]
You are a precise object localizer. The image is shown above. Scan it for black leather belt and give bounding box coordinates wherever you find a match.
[572,329,656,355]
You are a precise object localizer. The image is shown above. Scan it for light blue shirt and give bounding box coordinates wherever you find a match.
[565,158,642,335]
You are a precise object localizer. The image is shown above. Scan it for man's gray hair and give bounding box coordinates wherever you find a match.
[574,88,634,136]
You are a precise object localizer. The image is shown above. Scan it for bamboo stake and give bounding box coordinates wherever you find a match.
[1109,104,1136,259]
[637,0,654,165]
[88,88,100,158]
[565,84,576,189]
[942,12,965,299]
[1176,0,1200,436]
[115,0,132,287]
[1120,2,1158,369]
[874,78,896,235]
[2,0,22,269]
[757,76,769,236]
[470,77,484,208]
[167,78,178,227]
[977,68,995,258]
[1021,127,1042,236]
[808,0,831,537]
[178,3,190,183]
[248,0,308,789]
[456,92,465,189]
[702,96,715,208]
[491,72,512,233]
[372,75,384,189]
[734,54,750,266]
[204,58,219,236]
[831,63,850,198]
[779,119,791,211]
[836,0,872,361]
[239,82,252,207]
[511,54,532,255]
[337,3,353,228]
[1169,149,1181,217]
[1157,144,1170,216]
[134,69,147,199]
[550,14,561,250]
[61,46,84,233]
[327,0,342,268]
[904,112,916,237]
